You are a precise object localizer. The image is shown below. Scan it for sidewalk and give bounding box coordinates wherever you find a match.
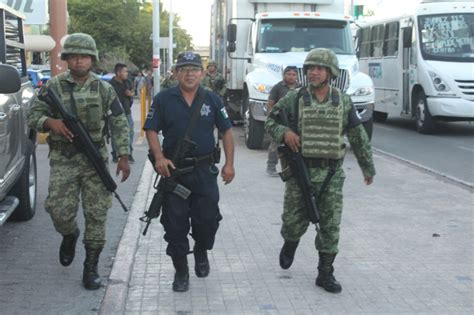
[101,128,473,315]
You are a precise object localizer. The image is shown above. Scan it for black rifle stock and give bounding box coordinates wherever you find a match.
[278,108,321,232]
[140,139,196,235]
[38,87,129,212]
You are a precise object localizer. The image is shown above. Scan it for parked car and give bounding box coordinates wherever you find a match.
[27,68,46,89]
[0,4,37,225]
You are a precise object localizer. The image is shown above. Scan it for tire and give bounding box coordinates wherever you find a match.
[362,118,373,141]
[10,140,37,221]
[414,91,437,134]
[373,111,388,123]
[245,112,265,149]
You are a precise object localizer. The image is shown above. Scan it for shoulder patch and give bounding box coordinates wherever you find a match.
[220,107,229,119]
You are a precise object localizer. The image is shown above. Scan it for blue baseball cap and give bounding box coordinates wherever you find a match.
[175,51,203,69]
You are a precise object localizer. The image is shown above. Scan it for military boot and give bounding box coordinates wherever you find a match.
[59,228,80,266]
[194,245,210,278]
[172,256,189,292]
[82,246,102,290]
[279,239,299,269]
[315,252,342,293]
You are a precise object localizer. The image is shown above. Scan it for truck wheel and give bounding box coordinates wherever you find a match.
[245,111,265,150]
[362,118,373,141]
[414,91,437,134]
[373,111,388,123]
[10,140,37,221]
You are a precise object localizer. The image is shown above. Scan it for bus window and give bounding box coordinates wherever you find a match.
[370,24,384,57]
[383,21,399,56]
[418,13,474,62]
[360,27,371,58]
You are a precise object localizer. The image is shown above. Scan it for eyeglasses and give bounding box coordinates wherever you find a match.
[178,66,202,73]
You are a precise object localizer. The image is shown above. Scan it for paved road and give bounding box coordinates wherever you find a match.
[0,103,148,314]
[371,118,474,185]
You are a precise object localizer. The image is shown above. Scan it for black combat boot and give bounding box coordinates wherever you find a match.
[82,246,102,290]
[194,245,210,278]
[279,239,299,269]
[59,228,80,266]
[315,252,342,293]
[172,256,189,292]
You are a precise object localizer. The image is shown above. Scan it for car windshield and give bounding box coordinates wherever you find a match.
[257,18,353,54]
[418,13,474,62]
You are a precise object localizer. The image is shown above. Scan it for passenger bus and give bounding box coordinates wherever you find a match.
[353,0,473,133]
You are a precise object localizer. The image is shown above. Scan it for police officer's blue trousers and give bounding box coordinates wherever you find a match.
[160,165,221,259]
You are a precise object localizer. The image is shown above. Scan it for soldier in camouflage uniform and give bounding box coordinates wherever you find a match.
[161,64,178,90]
[201,60,226,98]
[265,48,375,293]
[27,33,131,290]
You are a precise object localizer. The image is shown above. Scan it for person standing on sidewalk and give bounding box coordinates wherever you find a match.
[265,48,375,293]
[27,33,131,290]
[109,63,135,163]
[144,51,235,292]
[266,66,300,176]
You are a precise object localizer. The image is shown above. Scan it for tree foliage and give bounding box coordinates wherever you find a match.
[67,0,193,71]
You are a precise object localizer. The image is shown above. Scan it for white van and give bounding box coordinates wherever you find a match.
[353,0,474,133]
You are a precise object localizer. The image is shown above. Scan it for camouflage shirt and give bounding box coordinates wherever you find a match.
[27,71,130,158]
[201,72,226,97]
[161,74,178,90]
[265,85,376,177]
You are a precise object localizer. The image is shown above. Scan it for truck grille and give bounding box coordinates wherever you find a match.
[297,68,349,92]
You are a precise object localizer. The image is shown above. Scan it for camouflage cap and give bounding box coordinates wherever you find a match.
[207,60,217,67]
[303,48,340,77]
[61,33,98,61]
[175,51,203,69]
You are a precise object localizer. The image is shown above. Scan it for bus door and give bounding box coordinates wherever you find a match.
[401,25,413,115]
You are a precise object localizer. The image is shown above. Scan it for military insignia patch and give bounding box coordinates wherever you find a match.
[201,104,211,117]
[220,107,229,119]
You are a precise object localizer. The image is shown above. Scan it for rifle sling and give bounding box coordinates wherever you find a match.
[184,87,207,142]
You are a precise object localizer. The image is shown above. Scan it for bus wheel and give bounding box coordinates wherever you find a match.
[414,91,437,134]
[373,111,388,123]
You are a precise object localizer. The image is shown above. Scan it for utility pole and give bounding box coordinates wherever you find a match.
[168,0,173,69]
[49,0,68,76]
[152,0,161,96]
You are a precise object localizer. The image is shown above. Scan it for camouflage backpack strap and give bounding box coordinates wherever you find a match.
[291,87,310,134]
[331,87,340,107]
[96,79,112,140]
[60,80,78,116]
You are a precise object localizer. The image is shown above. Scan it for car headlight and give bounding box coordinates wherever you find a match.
[253,83,272,94]
[349,86,374,96]
[428,71,451,92]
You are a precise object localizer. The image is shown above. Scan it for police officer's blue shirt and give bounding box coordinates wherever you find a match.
[144,85,232,157]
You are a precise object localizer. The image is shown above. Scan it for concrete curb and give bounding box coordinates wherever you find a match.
[99,161,154,314]
[373,147,474,189]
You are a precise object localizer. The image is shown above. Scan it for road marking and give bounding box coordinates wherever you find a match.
[458,146,474,153]
[372,147,474,189]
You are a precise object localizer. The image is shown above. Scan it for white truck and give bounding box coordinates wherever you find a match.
[210,0,375,149]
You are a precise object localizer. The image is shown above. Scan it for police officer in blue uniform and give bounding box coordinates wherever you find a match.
[144,52,235,292]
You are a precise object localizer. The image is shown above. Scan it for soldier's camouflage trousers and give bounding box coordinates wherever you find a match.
[45,151,112,249]
[281,166,345,254]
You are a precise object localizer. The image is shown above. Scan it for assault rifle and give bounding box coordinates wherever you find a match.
[277,108,321,232]
[140,139,196,235]
[38,87,129,212]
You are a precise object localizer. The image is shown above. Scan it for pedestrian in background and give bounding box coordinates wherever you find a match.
[109,63,135,163]
[201,60,226,99]
[265,48,375,293]
[161,64,178,90]
[27,33,131,290]
[134,71,145,97]
[144,51,235,292]
[266,66,300,176]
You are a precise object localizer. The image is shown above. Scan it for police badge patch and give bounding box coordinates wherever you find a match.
[201,104,211,117]
[220,107,229,119]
